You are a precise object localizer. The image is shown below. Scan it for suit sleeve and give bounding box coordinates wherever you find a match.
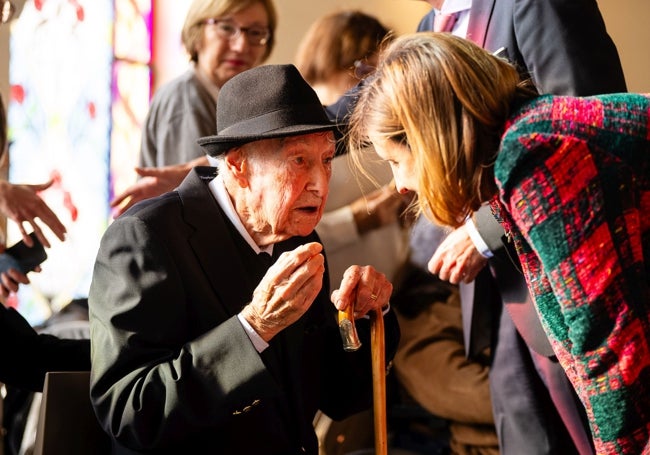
[511,0,626,96]
[0,305,90,392]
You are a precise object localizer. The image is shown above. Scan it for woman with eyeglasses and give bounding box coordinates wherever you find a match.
[110,0,276,217]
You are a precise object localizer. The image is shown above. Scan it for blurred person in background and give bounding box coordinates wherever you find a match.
[295,10,407,294]
[294,13,409,454]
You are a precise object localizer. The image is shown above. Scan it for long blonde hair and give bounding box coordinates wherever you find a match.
[348,32,537,227]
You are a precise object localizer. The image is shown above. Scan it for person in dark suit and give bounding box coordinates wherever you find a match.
[88,64,399,454]
[415,1,626,454]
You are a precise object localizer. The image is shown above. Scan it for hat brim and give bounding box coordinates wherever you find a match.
[197,123,336,156]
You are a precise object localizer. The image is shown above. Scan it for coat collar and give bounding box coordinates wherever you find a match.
[176,166,260,313]
[467,0,495,47]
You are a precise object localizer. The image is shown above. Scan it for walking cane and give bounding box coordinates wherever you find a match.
[338,305,388,455]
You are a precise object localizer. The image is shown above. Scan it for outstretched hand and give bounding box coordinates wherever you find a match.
[110,166,184,217]
[111,156,210,217]
[0,180,66,248]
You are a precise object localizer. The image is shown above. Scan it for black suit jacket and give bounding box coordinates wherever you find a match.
[419,0,627,358]
[88,167,399,454]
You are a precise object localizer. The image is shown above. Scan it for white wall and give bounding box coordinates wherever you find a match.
[597,0,649,92]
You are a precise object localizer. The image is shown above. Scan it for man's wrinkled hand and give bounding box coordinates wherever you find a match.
[331,264,392,317]
[242,242,325,342]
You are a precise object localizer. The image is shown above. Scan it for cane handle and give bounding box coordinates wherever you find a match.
[338,305,361,352]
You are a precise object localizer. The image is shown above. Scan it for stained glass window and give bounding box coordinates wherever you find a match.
[7,0,152,324]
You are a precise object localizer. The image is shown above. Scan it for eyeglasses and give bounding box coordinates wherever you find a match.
[203,19,270,47]
[0,0,15,24]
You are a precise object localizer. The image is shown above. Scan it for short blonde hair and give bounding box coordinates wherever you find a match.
[181,0,277,63]
[348,32,537,227]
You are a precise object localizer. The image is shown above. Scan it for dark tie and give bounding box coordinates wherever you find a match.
[258,252,273,270]
[433,12,458,33]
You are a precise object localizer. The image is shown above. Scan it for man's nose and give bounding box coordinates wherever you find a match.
[308,166,330,195]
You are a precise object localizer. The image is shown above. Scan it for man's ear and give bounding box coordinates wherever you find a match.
[224,148,249,187]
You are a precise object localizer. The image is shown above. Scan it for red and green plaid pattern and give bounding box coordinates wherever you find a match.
[491,93,650,454]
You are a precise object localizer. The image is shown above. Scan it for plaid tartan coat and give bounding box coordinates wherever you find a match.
[491,93,650,454]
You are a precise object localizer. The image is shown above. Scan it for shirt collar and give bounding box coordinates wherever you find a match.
[208,174,274,256]
[439,0,472,14]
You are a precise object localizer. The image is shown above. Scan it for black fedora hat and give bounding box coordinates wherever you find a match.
[197,64,336,156]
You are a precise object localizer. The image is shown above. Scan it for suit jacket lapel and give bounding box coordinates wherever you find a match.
[176,166,258,315]
[467,0,495,47]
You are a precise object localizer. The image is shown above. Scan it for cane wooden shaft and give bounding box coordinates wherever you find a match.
[370,308,387,455]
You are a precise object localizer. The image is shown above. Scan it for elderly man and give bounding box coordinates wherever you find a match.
[88,64,399,454]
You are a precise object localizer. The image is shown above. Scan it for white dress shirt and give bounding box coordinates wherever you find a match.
[209,174,271,352]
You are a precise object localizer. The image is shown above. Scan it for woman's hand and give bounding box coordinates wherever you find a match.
[0,180,66,248]
[428,224,487,284]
